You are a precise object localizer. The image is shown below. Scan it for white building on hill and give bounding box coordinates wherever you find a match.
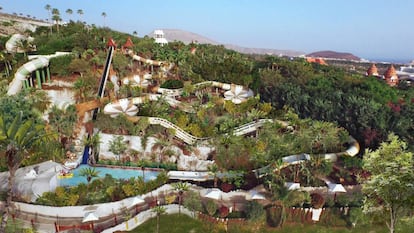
[153,29,168,46]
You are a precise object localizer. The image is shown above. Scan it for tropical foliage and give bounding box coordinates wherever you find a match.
[361,133,414,233]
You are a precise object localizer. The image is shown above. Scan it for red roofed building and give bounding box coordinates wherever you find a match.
[122,37,134,53]
[107,38,117,48]
[366,64,379,76]
[383,65,399,86]
[123,37,134,49]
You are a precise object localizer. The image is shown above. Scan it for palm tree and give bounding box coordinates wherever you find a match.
[44,4,52,33]
[0,112,50,232]
[152,205,166,233]
[15,37,34,61]
[65,8,73,21]
[101,12,107,27]
[82,133,101,164]
[79,167,100,183]
[172,182,189,214]
[77,9,84,22]
[207,163,220,187]
[51,8,61,33]
[73,78,86,102]
[0,51,13,77]
[151,133,175,167]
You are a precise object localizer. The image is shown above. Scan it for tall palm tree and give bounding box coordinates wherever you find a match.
[0,112,50,232]
[77,9,84,22]
[65,8,73,21]
[152,205,166,233]
[51,8,61,33]
[101,12,107,27]
[44,4,52,34]
[172,182,189,214]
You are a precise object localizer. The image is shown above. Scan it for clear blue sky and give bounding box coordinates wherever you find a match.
[1,0,413,62]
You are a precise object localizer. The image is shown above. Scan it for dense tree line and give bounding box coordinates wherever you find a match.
[3,21,413,154]
[255,57,414,151]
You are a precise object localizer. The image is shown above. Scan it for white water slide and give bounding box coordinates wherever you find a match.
[6,34,70,95]
[7,57,50,95]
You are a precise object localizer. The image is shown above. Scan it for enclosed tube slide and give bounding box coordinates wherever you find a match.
[127,50,165,66]
[5,34,34,53]
[6,34,71,96]
[7,57,49,95]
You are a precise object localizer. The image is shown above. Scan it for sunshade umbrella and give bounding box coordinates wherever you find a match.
[285,182,301,190]
[82,212,99,223]
[249,190,266,200]
[204,188,223,200]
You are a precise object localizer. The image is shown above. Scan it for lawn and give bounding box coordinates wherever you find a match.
[125,214,210,233]
[124,213,414,233]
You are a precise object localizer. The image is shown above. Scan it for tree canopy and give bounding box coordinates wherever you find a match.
[361,133,414,233]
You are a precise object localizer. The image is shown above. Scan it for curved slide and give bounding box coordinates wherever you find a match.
[6,34,71,96]
[128,50,165,66]
[7,57,49,95]
[103,80,255,143]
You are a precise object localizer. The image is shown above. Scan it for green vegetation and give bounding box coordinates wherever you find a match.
[125,213,411,233]
[0,13,413,233]
[130,214,210,233]
[35,171,168,206]
[361,133,414,233]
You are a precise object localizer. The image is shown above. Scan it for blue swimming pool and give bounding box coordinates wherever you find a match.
[58,165,160,187]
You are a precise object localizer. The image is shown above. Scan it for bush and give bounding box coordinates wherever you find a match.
[49,55,74,76]
[265,205,283,227]
[227,211,246,218]
[245,201,264,221]
[310,193,325,208]
[183,191,203,214]
[204,199,217,216]
[160,79,184,89]
[219,205,229,218]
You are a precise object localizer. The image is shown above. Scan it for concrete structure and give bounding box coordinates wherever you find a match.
[153,29,168,45]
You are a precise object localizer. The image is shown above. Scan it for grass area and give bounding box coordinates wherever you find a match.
[127,214,210,233]
[124,213,414,233]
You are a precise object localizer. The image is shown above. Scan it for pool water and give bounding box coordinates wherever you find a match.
[58,165,160,187]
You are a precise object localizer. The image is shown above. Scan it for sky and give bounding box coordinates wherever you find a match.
[1,0,413,63]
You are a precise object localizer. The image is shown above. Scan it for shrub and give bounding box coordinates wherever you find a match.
[227,211,246,218]
[265,205,283,227]
[49,55,74,76]
[219,205,229,218]
[310,193,325,208]
[160,79,183,89]
[245,201,264,221]
[183,191,203,215]
[204,199,217,216]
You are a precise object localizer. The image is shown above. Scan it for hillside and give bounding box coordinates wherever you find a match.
[307,50,360,61]
[0,13,51,37]
[148,29,304,57]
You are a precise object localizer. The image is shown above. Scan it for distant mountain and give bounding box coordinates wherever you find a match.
[148,29,304,57]
[148,29,219,45]
[306,50,361,61]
